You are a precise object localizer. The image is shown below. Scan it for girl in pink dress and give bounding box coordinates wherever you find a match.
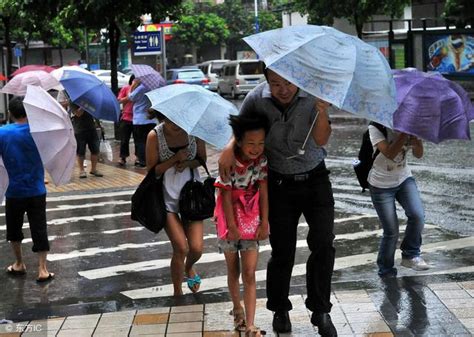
[214,114,269,337]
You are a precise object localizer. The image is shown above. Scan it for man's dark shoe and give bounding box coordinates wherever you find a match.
[311,313,337,337]
[272,310,292,333]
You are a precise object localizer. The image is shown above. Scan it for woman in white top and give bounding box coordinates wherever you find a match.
[368,124,429,277]
[146,110,207,296]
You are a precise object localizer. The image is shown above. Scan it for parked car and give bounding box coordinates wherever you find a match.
[166,68,209,89]
[217,60,265,99]
[91,69,131,88]
[198,59,229,91]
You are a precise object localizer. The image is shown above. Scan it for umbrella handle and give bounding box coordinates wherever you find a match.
[298,109,320,155]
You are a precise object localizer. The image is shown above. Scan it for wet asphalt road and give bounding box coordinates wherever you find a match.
[0,97,472,326]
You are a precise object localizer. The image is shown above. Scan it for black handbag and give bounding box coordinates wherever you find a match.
[179,158,216,221]
[131,165,167,233]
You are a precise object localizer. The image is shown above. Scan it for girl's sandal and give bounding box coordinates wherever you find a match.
[245,325,266,337]
[186,274,201,293]
[229,308,246,331]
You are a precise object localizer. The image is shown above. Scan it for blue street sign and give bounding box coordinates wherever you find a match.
[14,47,22,57]
[133,31,161,56]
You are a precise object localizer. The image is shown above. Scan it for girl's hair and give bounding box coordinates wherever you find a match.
[148,108,166,121]
[128,74,135,86]
[229,114,270,142]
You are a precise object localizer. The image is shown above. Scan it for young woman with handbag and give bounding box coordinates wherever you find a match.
[145,110,207,296]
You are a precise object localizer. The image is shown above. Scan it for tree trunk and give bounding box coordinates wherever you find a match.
[354,12,363,39]
[59,46,64,66]
[109,20,121,95]
[2,16,13,77]
[191,44,197,64]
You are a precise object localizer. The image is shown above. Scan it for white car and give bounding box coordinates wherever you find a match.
[91,69,131,88]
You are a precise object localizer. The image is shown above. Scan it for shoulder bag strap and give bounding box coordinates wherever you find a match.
[195,155,211,177]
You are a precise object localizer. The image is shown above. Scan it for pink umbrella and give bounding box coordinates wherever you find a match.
[12,65,56,77]
[1,70,59,96]
[51,65,91,81]
[23,85,77,185]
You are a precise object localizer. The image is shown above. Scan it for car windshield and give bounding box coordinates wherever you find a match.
[178,70,204,79]
[239,62,264,75]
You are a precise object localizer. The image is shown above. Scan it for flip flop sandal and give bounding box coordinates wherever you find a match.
[36,273,54,283]
[186,274,201,293]
[229,308,246,331]
[6,265,26,276]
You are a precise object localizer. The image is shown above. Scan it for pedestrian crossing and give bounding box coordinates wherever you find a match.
[0,186,473,311]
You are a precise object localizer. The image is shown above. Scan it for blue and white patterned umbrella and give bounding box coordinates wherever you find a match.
[244,25,397,127]
[146,84,238,149]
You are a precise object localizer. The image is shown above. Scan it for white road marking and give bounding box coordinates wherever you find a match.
[0,212,131,231]
[45,190,134,202]
[22,232,81,244]
[0,200,131,217]
[0,190,135,207]
[76,224,438,279]
[120,237,473,299]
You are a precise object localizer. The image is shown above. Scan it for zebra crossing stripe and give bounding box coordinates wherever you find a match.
[0,212,131,231]
[76,224,438,279]
[0,200,131,217]
[120,237,474,299]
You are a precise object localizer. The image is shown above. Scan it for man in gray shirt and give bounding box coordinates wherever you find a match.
[219,69,336,336]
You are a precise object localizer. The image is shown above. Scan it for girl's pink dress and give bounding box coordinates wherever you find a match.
[214,154,267,240]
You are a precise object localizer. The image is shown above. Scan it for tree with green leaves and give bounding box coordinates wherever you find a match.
[1,0,54,74]
[289,0,410,38]
[58,0,182,93]
[172,13,229,63]
[213,0,281,59]
[443,0,474,28]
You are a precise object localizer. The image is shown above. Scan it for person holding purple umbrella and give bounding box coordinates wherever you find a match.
[128,78,157,167]
[368,124,430,278]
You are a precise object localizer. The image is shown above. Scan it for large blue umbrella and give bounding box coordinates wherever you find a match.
[145,84,238,149]
[393,68,474,143]
[59,70,120,122]
[243,25,397,128]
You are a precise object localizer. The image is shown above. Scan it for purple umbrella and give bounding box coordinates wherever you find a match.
[393,68,474,144]
[130,64,166,90]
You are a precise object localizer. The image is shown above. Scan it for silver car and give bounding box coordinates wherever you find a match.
[198,59,229,91]
[91,70,131,88]
[217,60,265,99]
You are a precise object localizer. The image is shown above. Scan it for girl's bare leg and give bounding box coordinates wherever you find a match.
[164,213,188,296]
[241,249,259,328]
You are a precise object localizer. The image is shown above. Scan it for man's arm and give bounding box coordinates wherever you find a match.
[311,100,331,146]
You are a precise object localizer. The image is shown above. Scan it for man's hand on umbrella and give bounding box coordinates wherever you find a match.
[315,99,330,114]
[218,139,236,182]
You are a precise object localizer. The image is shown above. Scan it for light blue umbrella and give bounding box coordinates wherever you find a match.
[145,84,238,149]
[60,70,120,122]
[244,25,397,128]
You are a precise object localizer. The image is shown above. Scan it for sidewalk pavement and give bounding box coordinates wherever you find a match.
[0,280,473,336]
[10,140,473,336]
